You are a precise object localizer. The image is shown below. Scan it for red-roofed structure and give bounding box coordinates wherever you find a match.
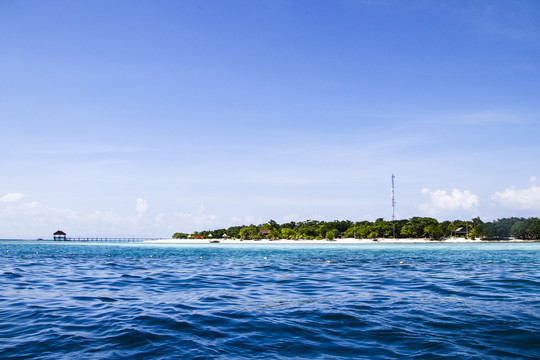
[53,230,67,241]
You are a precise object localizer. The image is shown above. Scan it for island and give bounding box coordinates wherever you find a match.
[173,217,540,241]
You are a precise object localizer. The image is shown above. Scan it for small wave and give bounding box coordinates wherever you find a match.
[3,271,22,278]
[71,296,117,303]
[97,297,117,302]
[121,274,142,278]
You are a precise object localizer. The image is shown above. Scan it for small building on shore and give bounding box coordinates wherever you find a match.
[453,227,468,238]
[53,230,67,241]
[259,229,270,237]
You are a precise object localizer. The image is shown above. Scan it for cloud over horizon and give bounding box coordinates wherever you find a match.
[0,193,167,238]
[2,176,540,239]
[419,188,479,216]
[491,183,540,211]
[136,198,149,216]
[0,193,26,203]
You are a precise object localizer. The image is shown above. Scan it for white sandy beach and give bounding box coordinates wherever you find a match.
[145,237,526,244]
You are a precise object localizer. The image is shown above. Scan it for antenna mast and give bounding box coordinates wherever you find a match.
[391,174,396,238]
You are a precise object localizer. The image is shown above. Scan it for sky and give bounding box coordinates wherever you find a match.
[1,0,539,238]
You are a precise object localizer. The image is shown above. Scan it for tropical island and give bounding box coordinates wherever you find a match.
[173,217,540,241]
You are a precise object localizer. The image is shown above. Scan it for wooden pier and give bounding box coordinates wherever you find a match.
[51,230,159,242]
[55,237,159,243]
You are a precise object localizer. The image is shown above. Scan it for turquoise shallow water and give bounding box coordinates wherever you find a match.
[0,241,539,359]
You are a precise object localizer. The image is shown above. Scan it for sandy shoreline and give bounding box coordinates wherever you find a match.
[145,237,530,244]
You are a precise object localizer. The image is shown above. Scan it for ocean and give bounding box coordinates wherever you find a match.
[0,241,538,359]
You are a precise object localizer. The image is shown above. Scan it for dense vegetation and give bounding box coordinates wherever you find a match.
[173,217,540,240]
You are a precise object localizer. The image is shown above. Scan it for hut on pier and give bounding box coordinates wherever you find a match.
[53,230,67,241]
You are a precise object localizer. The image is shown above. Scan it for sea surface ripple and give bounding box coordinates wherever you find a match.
[0,241,539,359]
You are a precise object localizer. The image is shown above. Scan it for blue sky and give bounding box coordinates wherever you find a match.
[1,0,539,238]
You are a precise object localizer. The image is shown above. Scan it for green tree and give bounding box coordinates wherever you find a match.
[424,224,442,239]
[493,217,523,238]
[269,228,281,240]
[393,219,408,239]
[261,220,279,231]
[527,218,540,239]
[297,220,320,239]
[226,226,243,239]
[510,219,529,239]
[439,221,453,237]
[357,223,373,238]
[281,228,296,240]
[401,217,438,238]
[172,232,189,239]
[239,226,257,240]
[173,216,540,243]
[343,226,355,238]
[372,218,393,238]
[400,224,413,238]
[479,222,495,239]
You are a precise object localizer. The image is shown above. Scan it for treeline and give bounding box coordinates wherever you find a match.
[173,217,540,241]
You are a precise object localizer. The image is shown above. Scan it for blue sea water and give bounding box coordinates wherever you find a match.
[0,241,539,359]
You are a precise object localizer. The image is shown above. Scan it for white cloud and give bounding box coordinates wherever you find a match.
[173,205,219,229]
[419,188,479,215]
[154,213,166,224]
[136,198,149,215]
[0,193,169,238]
[283,213,300,223]
[362,214,376,222]
[230,216,243,225]
[244,215,256,224]
[0,196,79,235]
[89,210,128,225]
[492,184,540,210]
[0,192,26,203]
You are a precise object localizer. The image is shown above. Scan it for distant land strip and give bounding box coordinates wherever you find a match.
[173,217,540,241]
